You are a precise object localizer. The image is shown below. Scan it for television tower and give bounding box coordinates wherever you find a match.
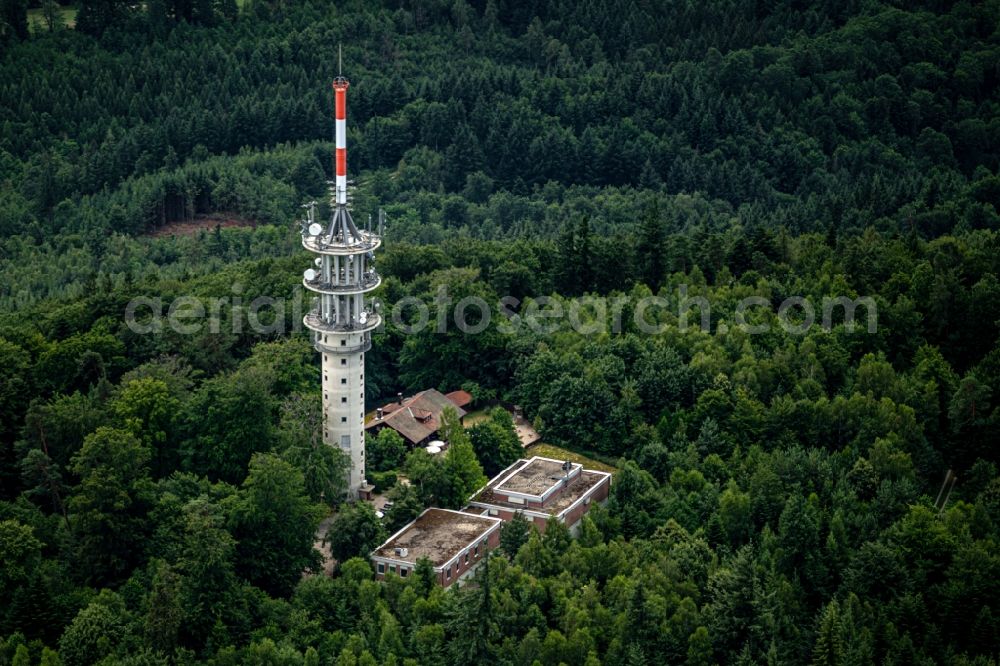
[301,66,381,499]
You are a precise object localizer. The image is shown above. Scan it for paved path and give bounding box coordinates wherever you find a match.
[514,416,540,447]
[313,514,337,576]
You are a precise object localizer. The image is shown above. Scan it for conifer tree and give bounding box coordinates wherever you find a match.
[812,601,844,666]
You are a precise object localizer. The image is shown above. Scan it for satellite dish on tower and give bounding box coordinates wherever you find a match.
[304,269,317,281]
[308,223,323,236]
[314,258,322,267]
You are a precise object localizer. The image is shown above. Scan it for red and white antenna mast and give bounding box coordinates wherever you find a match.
[333,44,349,206]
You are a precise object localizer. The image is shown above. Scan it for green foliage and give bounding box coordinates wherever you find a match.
[58,592,128,666]
[112,377,181,477]
[382,483,425,533]
[368,471,397,493]
[440,408,488,502]
[229,453,324,597]
[397,269,510,391]
[0,520,41,602]
[367,428,406,474]
[499,512,531,557]
[1,0,28,41]
[811,600,844,666]
[0,339,31,443]
[172,497,241,649]
[468,407,522,477]
[180,365,278,484]
[325,502,386,565]
[278,393,350,507]
[403,410,488,510]
[143,559,182,654]
[68,427,153,585]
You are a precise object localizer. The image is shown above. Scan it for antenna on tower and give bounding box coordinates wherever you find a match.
[338,44,342,77]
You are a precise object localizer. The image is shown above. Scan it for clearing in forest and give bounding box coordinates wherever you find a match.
[146,212,256,238]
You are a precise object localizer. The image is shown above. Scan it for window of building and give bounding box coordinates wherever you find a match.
[389,565,396,574]
[446,566,452,580]
[584,496,591,505]
[341,358,347,366]
[376,563,384,574]
[474,544,480,557]
[341,397,347,403]
[341,417,347,423]
[341,378,347,385]
[340,339,346,346]
[399,567,408,577]
[464,552,469,564]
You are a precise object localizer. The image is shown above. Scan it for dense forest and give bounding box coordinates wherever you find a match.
[1,0,999,664]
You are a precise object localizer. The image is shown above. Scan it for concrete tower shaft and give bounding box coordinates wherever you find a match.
[301,73,381,499]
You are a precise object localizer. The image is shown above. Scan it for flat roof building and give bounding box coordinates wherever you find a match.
[369,458,611,587]
[370,507,501,587]
[465,456,612,534]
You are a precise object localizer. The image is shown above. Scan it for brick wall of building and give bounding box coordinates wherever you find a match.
[437,527,500,587]
[560,475,611,530]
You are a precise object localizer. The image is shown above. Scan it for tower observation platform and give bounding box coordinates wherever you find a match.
[300,72,382,499]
